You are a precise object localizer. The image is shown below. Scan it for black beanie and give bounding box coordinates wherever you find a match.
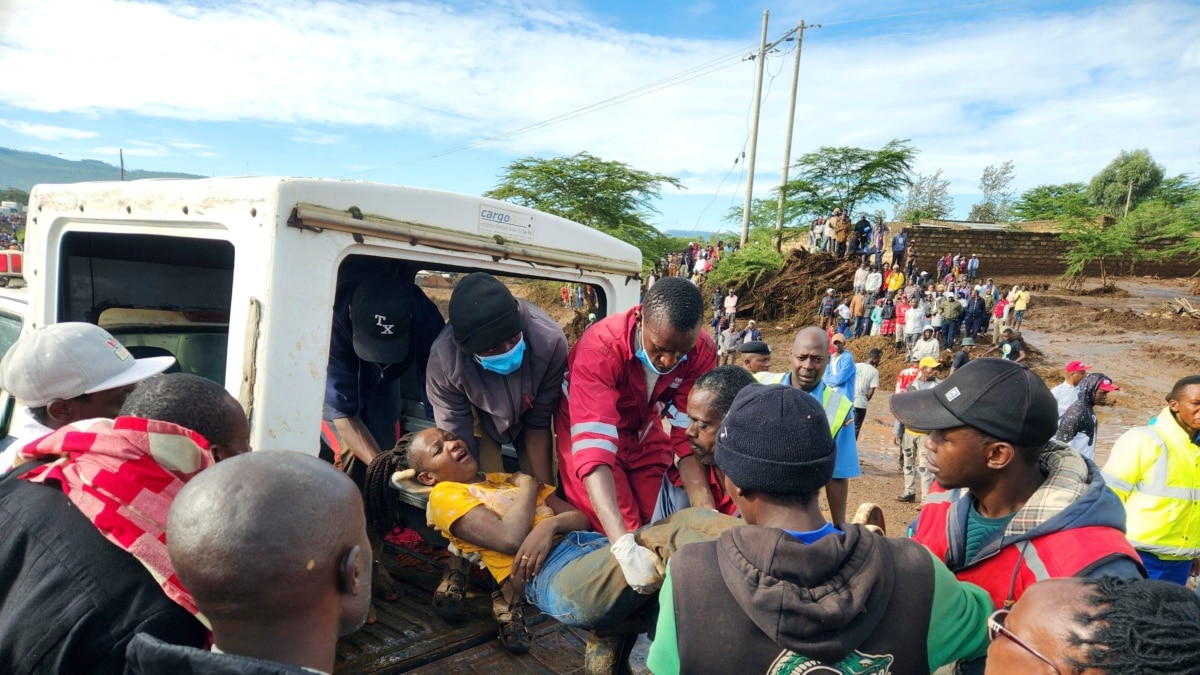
[449,273,522,354]
[715,384,836,495]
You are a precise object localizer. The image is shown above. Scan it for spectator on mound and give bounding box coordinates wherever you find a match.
[911,325,940,363]
[894,359,1144,674]
[818,288,836,330]
[125,452,372,674]
[648,384,993,674]
[950,338,974,376]
[984,576,1200,675]
[982,327,1026,363]
[1102,375,1200,585]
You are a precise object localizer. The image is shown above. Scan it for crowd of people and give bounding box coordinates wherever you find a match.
[0,249,1198,674]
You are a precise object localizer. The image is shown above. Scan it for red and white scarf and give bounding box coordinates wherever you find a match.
[19,416,214,625]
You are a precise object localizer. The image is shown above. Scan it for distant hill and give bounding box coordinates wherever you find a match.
[0,147,203,192]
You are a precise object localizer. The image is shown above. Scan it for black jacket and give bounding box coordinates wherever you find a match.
[0,463,206,675]
[126,633,316,675]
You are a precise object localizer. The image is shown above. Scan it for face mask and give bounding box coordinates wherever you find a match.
[476,337,526,375]
[636,328,686,376]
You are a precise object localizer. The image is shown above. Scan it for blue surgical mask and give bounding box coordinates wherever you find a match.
[635,328,686,376]
[476,337,526,375]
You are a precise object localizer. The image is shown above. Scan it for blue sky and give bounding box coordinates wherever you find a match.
[1,0,1198,233]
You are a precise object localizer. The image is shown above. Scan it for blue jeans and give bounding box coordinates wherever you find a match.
[523,510,742,630]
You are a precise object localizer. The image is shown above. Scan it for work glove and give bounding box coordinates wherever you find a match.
[610,533,664,594]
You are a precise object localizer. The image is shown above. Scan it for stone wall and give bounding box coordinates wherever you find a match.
[899,225,1198,278]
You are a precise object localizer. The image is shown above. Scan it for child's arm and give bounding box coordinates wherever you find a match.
[447,473,540,555]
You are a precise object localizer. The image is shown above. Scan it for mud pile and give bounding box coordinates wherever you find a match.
[735,249,859,323]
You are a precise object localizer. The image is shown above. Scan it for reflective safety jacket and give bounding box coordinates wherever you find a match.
[755,371,853,436]
[1103,408,1200,560]
[914,444,1143,608]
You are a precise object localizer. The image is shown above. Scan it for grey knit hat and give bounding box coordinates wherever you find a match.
[715,384,836,494]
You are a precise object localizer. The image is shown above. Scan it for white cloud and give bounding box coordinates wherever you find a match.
[290,129,348,146]
[1,0,1197,203]
[0,119,97,140]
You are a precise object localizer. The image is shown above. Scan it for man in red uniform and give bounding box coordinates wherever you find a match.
[556,276,716,591]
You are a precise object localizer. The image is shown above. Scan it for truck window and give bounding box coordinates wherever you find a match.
[0,311,21,356]
[59,232,234,385]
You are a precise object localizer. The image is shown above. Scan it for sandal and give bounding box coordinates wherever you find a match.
[492,590,532,654]
[433,567,467,622]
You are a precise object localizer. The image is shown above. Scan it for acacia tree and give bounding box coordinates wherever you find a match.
[1011,183,1089,221]
[893,170,954,223]
[1060,217,1138,289]
[968,160,1016,223]
[1088,149,1165,216]
[485,152,684,269]
[780,139,917,217]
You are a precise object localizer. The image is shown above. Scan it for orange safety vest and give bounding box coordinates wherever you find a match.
[914,484,1141,608]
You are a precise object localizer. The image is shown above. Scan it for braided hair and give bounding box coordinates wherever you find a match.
[362,432,418,538]
[1068,576,1200,674]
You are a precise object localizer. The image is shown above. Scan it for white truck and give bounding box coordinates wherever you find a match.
[20,177,643,672]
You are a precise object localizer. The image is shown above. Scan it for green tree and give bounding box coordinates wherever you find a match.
[0,188,29,205]
[1060,217,1139,288]
[968,160,1016,223]
[780,139,917,217]
[484,152,684,270]
[1146,174,1200,209]
[1011,183,1091,222]
[893,169,953,223]
[1087,149,1165,216]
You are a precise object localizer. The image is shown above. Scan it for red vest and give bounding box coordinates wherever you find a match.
[915,485,1141,608]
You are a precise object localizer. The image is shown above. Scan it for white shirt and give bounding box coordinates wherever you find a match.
[1050,381,1079,419]
[865,272,883,293]
[854,363,880,409]
[904,308,924,334]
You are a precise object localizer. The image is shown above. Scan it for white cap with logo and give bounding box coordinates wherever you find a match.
[0,322,176,407]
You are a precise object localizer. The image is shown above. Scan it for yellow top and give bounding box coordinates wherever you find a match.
[1102,409,1200,560]
[429,473,556,582]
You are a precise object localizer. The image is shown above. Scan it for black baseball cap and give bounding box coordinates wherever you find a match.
[351,276,413,363]
[889,358,1058,447]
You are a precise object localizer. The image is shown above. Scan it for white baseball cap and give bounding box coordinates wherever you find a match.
[0,322,175,407]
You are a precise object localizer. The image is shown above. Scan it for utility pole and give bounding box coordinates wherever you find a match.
[739,11,770,248]
[119,149,125,181]
[774,20,817,252]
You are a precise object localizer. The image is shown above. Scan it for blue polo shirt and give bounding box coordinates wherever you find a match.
[773,372,861,480]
